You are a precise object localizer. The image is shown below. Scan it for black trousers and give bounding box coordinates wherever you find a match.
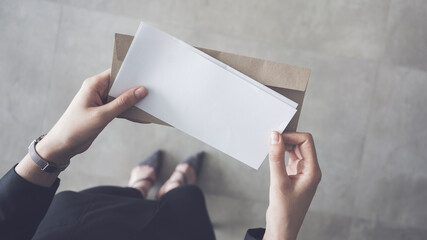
[79,185,216,240]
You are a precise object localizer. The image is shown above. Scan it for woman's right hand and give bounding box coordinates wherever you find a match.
[264,132,321,240]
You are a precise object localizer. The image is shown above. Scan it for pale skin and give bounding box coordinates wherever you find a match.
[264,131,321,240]
[14,70,321,239]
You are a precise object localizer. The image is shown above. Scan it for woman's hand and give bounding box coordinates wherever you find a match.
[35,69,147,164]
[263,132,321,240]
[15,69,147,187]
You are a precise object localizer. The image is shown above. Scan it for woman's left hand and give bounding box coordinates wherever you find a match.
[35,69,147,164]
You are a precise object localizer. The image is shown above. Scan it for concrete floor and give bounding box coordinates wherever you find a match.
[1,0,427,239]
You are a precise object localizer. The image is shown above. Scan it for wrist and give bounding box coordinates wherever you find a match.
[35,135,71,165]
[15,154,60,187]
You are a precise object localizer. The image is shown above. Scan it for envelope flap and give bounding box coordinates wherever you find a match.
[198,48,310,91]
[115,33,134,61]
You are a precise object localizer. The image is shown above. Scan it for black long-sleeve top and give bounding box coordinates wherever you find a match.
[0,166,265,240]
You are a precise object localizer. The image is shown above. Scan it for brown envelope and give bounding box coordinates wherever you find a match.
[109,33,310,131]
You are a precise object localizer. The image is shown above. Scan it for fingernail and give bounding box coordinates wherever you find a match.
[134,87,147,98]
[270,131,280,144]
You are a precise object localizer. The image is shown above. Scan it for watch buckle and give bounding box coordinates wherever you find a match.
[40,162,57,172]
[41,162,50,171]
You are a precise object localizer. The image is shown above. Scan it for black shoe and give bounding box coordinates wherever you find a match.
[139,150,163,177]
[182,151,204,176]
[130,150,163,188]
[174,151,204,185]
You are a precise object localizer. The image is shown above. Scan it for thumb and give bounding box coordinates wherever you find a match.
[269,131,289,186]
[102,86,147,120]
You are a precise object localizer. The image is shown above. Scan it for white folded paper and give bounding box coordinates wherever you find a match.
[110,22,297,169]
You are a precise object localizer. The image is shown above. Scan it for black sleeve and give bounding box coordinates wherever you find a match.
[0,165,59,240]
[244,228,266,240]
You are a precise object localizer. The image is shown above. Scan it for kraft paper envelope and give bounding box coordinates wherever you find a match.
[109,33,310,132]
[109,23,299,169]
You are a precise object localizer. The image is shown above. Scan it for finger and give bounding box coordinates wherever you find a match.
[80,69,111,102]
[282,132,312,145]
[285,148,299,175]
[94,69,111,81]
[269,131,289,186]
[102,86,147,120]
[93,69,111,101]
[283,132,320,180]
[285,147,299,161]
[83,69,111,89]
[283,132,315,159]
[286,164,298,176]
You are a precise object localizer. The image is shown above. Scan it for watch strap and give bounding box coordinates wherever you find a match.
[28,135,70,173]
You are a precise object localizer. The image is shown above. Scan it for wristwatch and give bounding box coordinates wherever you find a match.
[28,135,70,173]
